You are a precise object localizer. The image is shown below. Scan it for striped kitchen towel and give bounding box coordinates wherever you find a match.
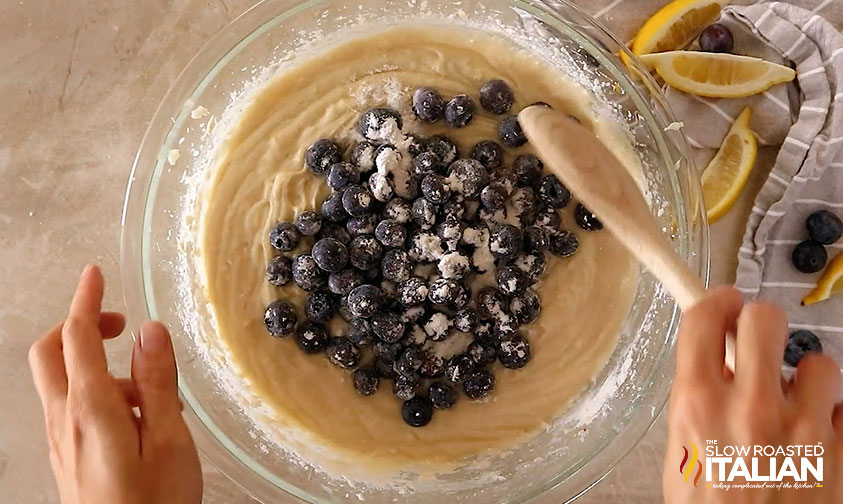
[664,2,843,362]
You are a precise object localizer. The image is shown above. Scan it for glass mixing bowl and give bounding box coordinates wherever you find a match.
[121,0,709,502]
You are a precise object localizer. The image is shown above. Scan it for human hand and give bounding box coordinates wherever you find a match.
[28,265,202,504]
[663,286,842,502]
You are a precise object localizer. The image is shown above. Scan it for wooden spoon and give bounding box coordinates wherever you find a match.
[519,105,736,372]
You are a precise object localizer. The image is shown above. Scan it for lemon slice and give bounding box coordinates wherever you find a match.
[632,0,729,56]
[802,252,843,306]
[638,51,796,97]
[701,107,757,223]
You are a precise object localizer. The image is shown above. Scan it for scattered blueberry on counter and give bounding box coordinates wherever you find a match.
[791,210,840,274]
[784,330,822,367]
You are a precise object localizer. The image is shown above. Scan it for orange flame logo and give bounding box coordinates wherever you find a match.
[679,441,702,486]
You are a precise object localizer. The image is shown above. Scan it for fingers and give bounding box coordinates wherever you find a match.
[29,325,68,417]
[734,302,788,395]
[131,322,183,437]
[676,286,744,383]
[792,353,840,423]
[115,377,139,406]
[62,265,109,383]
[99,312,126,339]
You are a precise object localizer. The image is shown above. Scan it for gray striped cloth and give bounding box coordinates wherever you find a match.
[664,2,843,364]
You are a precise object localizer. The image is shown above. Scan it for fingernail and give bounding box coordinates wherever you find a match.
[140,322,169,354]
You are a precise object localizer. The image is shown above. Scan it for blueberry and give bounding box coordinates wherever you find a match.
[448,159,489,198]
[350,140,376,172]
[513,154,542,186]
[524,226,549,253]
[304,291,336,323]
[792,240,827,273]
[481,183,508,210]
[305,138,342,175]
[374,340,403,362]
[473,320,497,346]
[575,203,602,231]
[395,346,424,376]
[269,221,300,252]
[463,369,495,399]
[357,107,403,142]
[421,173,451,204]
[402,396,434,427]
[437,251,471,279]
[292,254,326,291]
[419,351,445,378]
[393,373,421,400]
[454,308,478,333]
[352,368,380,396]
[405,133,426,158]
[398,277,429,306]
[498,115,527,147]
[514,252,547,282]
[538,175,571,209]
[471,140,505,169]
[479,79,514,114]
[510,290,540,324]
[346,213,379,236]
[264,300,297,337]
[342,185,374,217]
[327,269,363,296]
[412,86,446,122]
[478,206,507,227]
[806,210,842,245]
[409,231,444,263]
[467,341,498,367]
[497,266,529,296]
[549,231,579,257]
[321,191,348,223]
[476,286,509,320]
[294,210,322,236]
[349,235,383,270]
[784,330,823,367]
[346,317,374,346]
[266,256,293,286]
[493,314,519,340]
[699,23,734,53]
[383,198,413,224]
[423,312,453,341]
[327,337,360,369]
[511,186,538,224]
[428,382,456,410]
[535,208,561,230]
[426,135,459,166]
[445,354,475,383]
[442,197,467,221]
[436,214,464,250]
[411,198,438,231]
[316,222,351,244]
[296,321,329,353]
[452,282,471,309]
[372,311,405,343]
[428,278,459,305]
[381,249,413,283]
[372,219,405,248]
[347,284,383,317]
[324,162,358,191]
[375,356,398,379]
[444,94,475,128]
[491,167,518,196]
[412,151,443,177]
[499,335,532,369]
[489,224,524,260]
[368,171,395,202]
[311,238,348,272]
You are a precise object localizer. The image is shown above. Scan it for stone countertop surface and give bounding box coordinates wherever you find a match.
[1,0,832,502]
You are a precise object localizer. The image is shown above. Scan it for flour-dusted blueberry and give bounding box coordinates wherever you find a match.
[467,341,498,367]
[436,214,463,251]
[317,222,351,244]
[445,354,475,383]
[342,185,374,217]
[346,317,374,347]
[471,140,504,169]
[409,231,445,263]
[328,269,363,296]
[338,295,354,322]
[478,206,507,227]
[327,337,360,369]
[498,115,527,147]
[294,210,322,236]
[444,94,475,128]
[792,240,828,273]
[784,330,823,367]
[524,226,549,253]
[510,186,538,225]
[349,235,383,270]
[549,231,579,257]
[372,311,404,343]
[305,138,342,175]
[538,174,571,209]
[429,382,456,409]
[321,191,348,223]
[448,158,489,198]
[421,173,451,204]
[383,198,413,224]
[437,250,471,280]
[425,135,459,166]
[412,151,443,178]
[510,290,540,325]
[497,266,529,296]
[474,320,497,346]
[374,219,406,248]
[442,197,467,220]
[428,278,459,305]
[575,203,603,231]
[350,140,377,173]
[499,335,532,369]
[423,312,453,341]
[479,79,514,114]
[266,256,293,287]
[411,197,438,230]
[311,238,348,272]
[381,248,413,283]
[453,282,471,309]
[419,351,445,378]
[346,213,379,236]
[806,210,842,245]
[514,252,547,282]
[489,224,523,260]
[292,254,326,291]
[463,368,495,399]
[352,368,380,396]
[374,340,403,363]
[412,86,446,122]
[294,321,328,353]
[476,286,508,320]
[491,167,518,196]
[395,346,424,376]
[368,172,395,203]
[493,313,519,340]
[264,300,297,337]
[513,153,542,186]
[480,183,508,210]
[535,208,561,230]
[405,133,426,158]
[326,162,359,191]
[454,308,478,333]
[398,277,429,306]
[402,396,434,427]
[357,107,403,142]
[269,222,300,252]
[305,291,336,323]
[375,357,398,379]
[347,284,383,317]
[393,373,421,401]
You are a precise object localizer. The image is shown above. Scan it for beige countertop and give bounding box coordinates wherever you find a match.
[1,0,828,502]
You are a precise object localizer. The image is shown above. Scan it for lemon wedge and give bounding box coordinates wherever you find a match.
[638,51,796,97]
[802,252,843,306]
[701,107,757,223]
[632,0,729,56]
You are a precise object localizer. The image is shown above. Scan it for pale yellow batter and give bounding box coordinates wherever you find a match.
[199,25,638,472]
